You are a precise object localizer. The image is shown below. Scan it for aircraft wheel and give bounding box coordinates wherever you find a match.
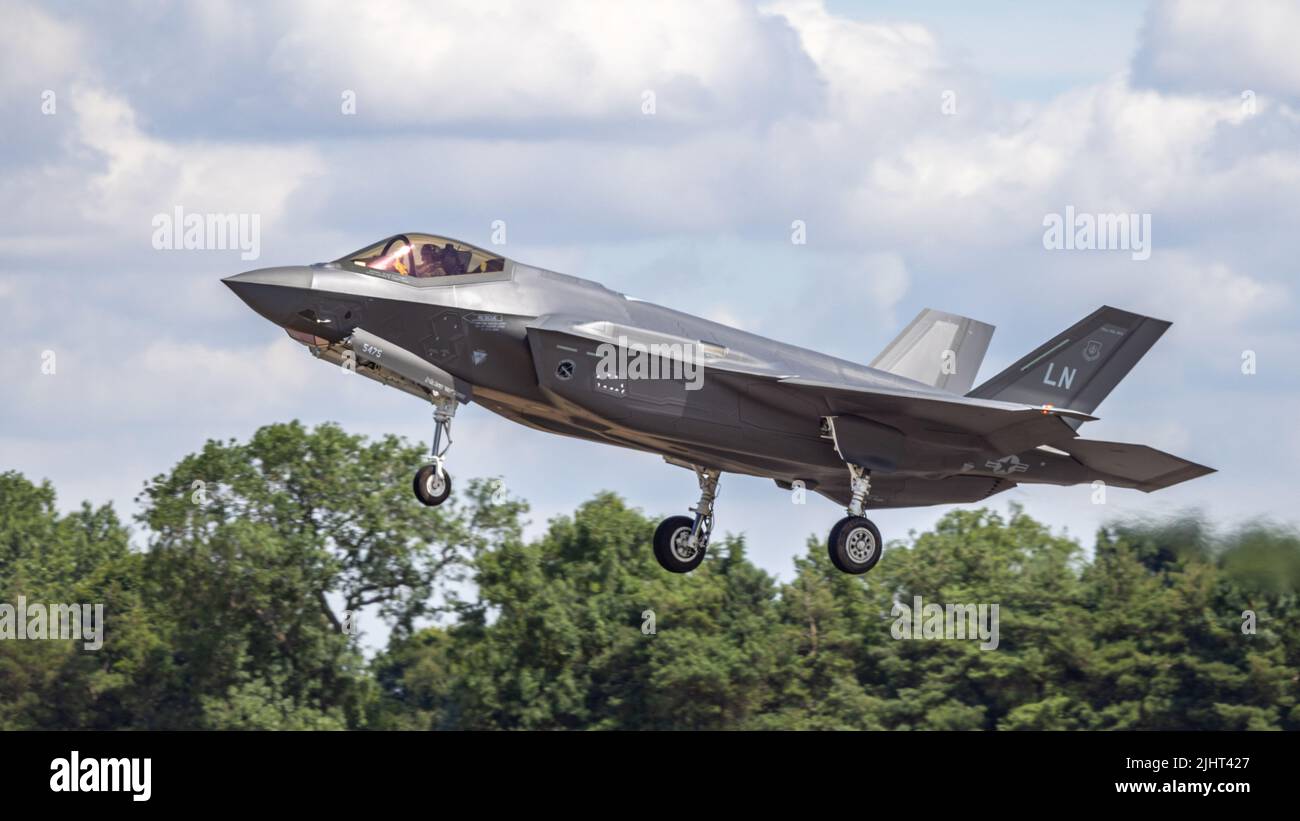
[413,464,452,507]
[828,516,882,574]
[653,515,706,573]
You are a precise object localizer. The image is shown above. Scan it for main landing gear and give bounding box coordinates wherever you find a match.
[649,463,882,575]
[413,397,455,507]
[653,466,720,573]
[827,463,883,574]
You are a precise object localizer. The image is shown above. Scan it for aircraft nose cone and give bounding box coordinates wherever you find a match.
[223,266,315,327]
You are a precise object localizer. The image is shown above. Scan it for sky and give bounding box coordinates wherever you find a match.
[3,0,1298,589]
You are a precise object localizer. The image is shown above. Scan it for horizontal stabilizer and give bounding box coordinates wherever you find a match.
[1061,439,1214,492]
[870,308,994,394]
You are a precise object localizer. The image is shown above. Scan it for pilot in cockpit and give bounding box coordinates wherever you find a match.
[414,243,445,277]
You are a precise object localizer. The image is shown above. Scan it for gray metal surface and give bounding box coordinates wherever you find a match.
[224,234,1214,512]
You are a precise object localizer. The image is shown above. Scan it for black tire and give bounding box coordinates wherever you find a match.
[413,464,452,507]
[653,515,706,573]
[827,515,882,574]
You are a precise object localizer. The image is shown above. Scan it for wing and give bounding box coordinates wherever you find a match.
[726,373,1095,457]
[525,314,1093,458]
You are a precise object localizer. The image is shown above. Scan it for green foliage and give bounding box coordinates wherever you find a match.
[2,424,1297,730]
[0,422,515,729]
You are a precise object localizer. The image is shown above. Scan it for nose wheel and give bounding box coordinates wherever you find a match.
[653,466,719,573]
[826,463,884,574]
[413,463,452,507]
[413,398,455,508]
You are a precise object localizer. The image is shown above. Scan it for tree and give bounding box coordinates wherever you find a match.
[371,493,785,730]
[0,471,163,729]
[6,421,1300,731]
[1078,519,1298,730]
[132,420,520,728]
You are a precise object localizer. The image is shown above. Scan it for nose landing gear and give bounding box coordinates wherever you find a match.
[653,465,720,573]
[413,397,455,507]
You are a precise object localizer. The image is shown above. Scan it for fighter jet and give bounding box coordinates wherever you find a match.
[224,233,1214,574]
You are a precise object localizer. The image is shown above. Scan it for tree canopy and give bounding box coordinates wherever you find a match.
[2,421,1296,730]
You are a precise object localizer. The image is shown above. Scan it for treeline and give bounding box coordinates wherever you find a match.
[1,422,1297,730]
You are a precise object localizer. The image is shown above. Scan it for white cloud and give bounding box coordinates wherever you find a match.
[763,0,948,116]
[267,0,818,127]
[69,86,325,234]
[6,335,317,426]
[0,0,84,100]
[1134,0,1300,100]
[3,0,1300,558]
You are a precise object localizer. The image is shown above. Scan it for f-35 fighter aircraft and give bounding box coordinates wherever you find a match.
[224,233,1213,574]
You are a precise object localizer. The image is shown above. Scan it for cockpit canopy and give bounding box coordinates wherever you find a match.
[338,234,505,279]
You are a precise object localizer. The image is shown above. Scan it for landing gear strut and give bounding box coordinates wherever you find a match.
[827,463,883,574]
[413,397,455,507]
[653,466,720,573]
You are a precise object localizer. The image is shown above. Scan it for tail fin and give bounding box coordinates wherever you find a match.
[870,308,994,394]
[966,306,1170,415]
